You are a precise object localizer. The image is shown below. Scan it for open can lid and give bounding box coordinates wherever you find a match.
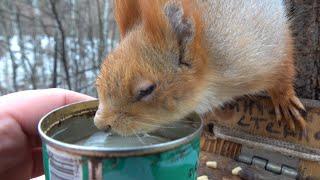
[38,100,203,157]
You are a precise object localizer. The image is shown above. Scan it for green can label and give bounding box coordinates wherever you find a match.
[45,145,84,180]
[43,138,200,180]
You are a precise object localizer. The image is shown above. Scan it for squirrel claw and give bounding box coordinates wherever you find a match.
[290,96,306,112]
[274,105,282,122]
[289,105,307,138]
[281,103,296,131]
[271,95,307,137]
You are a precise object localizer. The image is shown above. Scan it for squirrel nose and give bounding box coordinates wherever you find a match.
[93,112,111,131]
[104,125,112,131]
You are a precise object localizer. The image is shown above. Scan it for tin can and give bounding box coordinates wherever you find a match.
[38,100,202,180]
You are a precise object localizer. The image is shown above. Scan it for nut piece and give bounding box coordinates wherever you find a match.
[206,161,217,169]
[232,166,242,176]
[197,175,209,180]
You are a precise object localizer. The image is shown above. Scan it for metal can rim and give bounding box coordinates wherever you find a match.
[38,100,203,157]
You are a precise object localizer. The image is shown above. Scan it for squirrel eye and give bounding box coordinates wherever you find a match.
[136,84,156,101]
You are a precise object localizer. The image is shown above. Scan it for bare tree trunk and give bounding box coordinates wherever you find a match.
[30,3,40,90]
[52,34,58,88]
[0,0,113,96]
[38,0,54,88]
[105,3,112,53]
[105,1,118,53]
[285,0,320,100]
[1,9,18,91]
[3,56,10,93]
[86,0,97,73]
[31,37,38,89]
[8,43,18,91]
[49,0,72,90]
[110,19,117,50]
[96,0,105,64]
[15,5,38,89]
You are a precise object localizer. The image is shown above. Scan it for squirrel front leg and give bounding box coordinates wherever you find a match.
[267,46,307,137]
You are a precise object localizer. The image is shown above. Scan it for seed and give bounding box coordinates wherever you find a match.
[232,166,242,176]
[206,161,217,169]
[197,175,209,180]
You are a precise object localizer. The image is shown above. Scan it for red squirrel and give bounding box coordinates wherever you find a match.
[94,0,307,136]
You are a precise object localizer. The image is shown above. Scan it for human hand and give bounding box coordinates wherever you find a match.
[0,88,95,180]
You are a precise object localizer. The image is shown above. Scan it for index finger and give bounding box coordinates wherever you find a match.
[0,88,96,136]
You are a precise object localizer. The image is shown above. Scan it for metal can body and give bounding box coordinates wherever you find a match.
[42,137,200,180]
[39,100,202,180]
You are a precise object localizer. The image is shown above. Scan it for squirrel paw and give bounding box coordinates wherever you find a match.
[271,95,307,137]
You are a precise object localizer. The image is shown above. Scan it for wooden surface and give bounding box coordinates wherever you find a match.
[299,160,320,179]
[203,96,320,149]
[198,152,292,180]
[200,134,242,159]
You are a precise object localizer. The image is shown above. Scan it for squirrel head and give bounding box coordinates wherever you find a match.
[94,0,208,136]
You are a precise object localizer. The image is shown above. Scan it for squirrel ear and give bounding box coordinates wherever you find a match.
[139,0,168,42]
[164,2,195,44]
[114,0,140,39]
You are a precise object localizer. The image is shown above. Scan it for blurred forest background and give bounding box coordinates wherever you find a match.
[0,0,119,96]
[0,0,319,100]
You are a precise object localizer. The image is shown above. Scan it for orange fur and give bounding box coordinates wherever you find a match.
[181,0,207,72]
[138,0,168,43]
[114,0,140,39]
[267,30,306,135]
[95,0,306,136]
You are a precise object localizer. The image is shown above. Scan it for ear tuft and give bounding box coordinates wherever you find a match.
[164,2,195,43]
